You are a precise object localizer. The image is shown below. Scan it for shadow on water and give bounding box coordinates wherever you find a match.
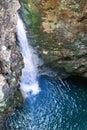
[3,75,87,130]
[66,76,87,88]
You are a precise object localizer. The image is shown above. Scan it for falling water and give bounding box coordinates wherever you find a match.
[3,14,87,130]
[16,14,40,96]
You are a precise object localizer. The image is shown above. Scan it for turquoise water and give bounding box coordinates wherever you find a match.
[4,75,87,130]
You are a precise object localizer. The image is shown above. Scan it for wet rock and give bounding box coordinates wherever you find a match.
[0,74,6,107]
[0,0,23,128]
[20,0,87,78]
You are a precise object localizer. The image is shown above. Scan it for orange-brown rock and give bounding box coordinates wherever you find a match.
[20,0,87,77]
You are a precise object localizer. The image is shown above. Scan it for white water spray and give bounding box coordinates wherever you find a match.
[16,14,40,97]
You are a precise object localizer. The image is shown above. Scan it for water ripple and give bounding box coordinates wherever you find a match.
[4,75,87,130]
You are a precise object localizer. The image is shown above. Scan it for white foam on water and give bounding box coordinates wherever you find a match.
[16,14,40,97]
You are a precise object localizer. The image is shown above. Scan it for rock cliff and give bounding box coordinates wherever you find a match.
[20,0,87,78]
[0,0,23,128]
[0,0,87,128]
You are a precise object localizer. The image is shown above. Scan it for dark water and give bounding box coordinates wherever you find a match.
[4,75,87,130]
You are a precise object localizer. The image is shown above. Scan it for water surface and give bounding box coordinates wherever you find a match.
[4,75,87,130]
[5,13,87,130]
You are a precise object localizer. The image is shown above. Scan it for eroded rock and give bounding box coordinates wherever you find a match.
[20,0,87,78]
[0,0,23,128]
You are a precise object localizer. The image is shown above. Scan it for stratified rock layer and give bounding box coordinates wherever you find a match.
[20,0,87,78]
[0,0,23,128]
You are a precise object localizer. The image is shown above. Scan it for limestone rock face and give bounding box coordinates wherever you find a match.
[20,0,87,78]
[0,0,23,128]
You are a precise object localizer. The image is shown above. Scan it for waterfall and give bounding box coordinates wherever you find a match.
[16,14,40,97]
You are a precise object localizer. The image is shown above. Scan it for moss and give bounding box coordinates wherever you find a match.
[0,100,6,113]
[19,0,87,77]
[20,0,41,34]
